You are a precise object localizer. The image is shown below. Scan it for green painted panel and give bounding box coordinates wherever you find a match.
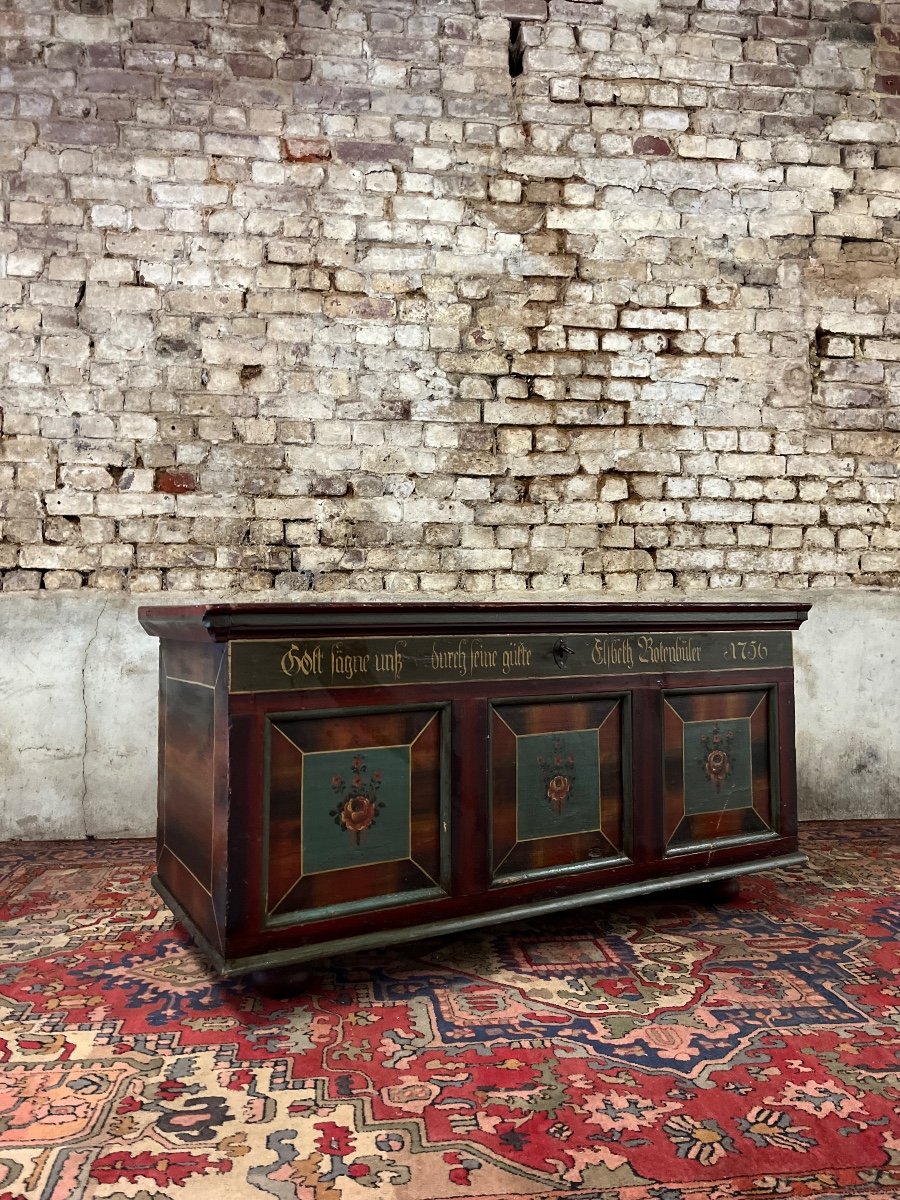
[683,718,753,816]
[515,729,601,841]
[301,745,411,876]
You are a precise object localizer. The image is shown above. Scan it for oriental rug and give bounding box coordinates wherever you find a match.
[0,822,898,1200]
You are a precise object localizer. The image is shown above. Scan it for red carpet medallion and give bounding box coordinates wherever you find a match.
[0,823,897,1199]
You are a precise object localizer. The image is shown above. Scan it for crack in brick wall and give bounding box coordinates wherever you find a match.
[0,0,898,595]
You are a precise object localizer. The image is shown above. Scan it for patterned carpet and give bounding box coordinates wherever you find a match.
[0,824,898,1200]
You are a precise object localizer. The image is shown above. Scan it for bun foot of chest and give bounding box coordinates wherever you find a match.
[247,965,314,997]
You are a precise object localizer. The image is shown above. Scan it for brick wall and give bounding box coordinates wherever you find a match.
[1,0,898,596]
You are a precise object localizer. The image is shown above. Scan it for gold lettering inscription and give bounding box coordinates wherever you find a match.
[429,641,468,678]
[592,636,635,670]
[723,638,769,663]
[502,641,532,674]
[238,628,789,694]
[330,643,371,682]
[280,643,324,678]
[471,640,498,671]
[373,639,406,680]
[636,634,702,665]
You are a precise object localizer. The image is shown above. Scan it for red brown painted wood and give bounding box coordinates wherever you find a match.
[138,601,810,975]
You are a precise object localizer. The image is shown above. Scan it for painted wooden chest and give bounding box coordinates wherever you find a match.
[138,601,810,975]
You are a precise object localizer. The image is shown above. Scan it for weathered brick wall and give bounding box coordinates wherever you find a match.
[1,0,899,596]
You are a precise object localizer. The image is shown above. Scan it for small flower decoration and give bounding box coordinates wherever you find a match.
[699,724,734,792]
[330,754,384,846]
[546,775,571,810]
[538,735,576,815]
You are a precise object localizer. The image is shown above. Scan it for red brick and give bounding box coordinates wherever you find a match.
[732,63,798,87]
[778,42,810,65]
[155,470,198,495]
[95,99,133,121]
[41,121,118,147]
[333,140,412,165]
[758,15,823,37]
[227,1,260,23]
[81,68,156,97]
[476,0,548,18]
[276,57,313,82]
[84,44,122,68]
[227,53,274,79]
[633,135,671,156]
[848,1,880,21]
[443,18,472,39]
[828,19,876,41]
[281,136,330,162]
[159,74,216,99]
[265,1,295,25]
[132,20,208,45]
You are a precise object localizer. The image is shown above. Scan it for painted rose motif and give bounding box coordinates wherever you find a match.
[706,748,728,778]
[700,725,734,792]
[538,735,576,816]
[339,795,377,837]
[546,774,571,813]
[330,755,384,846]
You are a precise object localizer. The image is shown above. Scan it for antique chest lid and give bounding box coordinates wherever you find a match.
[138,599,811,642]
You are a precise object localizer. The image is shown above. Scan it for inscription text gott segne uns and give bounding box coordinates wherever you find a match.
[280,640,407,683]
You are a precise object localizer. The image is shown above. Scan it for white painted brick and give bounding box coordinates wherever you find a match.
[0,0,893,600]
